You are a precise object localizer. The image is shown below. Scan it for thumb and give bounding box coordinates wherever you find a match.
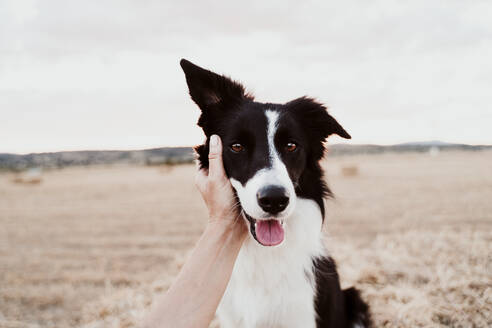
[208,135,226,180]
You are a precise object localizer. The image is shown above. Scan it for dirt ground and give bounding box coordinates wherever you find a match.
[1,150,491,327]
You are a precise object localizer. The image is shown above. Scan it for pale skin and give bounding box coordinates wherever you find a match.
[144,135,248,328]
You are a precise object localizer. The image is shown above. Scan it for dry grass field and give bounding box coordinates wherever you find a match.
[1,150,491,328]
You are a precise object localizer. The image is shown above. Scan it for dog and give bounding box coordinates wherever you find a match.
[180,59,371,328]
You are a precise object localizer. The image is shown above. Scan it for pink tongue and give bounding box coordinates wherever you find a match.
[255,220,284,246]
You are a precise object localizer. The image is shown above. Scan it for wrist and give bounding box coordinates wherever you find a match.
[205,217,247,242]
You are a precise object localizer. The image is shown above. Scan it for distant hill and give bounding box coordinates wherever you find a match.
[0,142,490,171]
[327,142,491,156]
[0,147,194,171]
[395,140,456,147]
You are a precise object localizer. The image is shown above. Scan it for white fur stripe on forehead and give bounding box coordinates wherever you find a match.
[265,110,280,165]
[264,110,295,197]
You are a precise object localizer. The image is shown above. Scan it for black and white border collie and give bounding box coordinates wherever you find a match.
[180,59,371,328]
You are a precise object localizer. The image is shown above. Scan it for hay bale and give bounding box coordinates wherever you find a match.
[341,165,359,177]
[11,168,43,185]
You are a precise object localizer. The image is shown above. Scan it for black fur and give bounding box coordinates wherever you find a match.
[313,256,372,327]
[344,286,372,327]
[180,59,371,327]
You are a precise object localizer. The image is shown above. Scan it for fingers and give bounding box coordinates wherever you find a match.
[208,135,227,181]
[194,135,243,224]
[195,168,207,192]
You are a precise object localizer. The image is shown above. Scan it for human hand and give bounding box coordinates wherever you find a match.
[145,136,247,328]
[195,135,246,232]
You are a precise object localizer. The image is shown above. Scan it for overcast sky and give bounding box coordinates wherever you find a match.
[1,0,491,154]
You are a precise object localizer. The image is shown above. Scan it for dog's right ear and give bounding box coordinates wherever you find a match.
[180,59,251,115]
[181,59,252,169]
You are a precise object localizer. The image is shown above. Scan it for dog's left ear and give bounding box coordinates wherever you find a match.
[286,97,351,141]
[180,59,250,115]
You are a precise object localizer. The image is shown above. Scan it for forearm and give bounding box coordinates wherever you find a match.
[145,220,246,328]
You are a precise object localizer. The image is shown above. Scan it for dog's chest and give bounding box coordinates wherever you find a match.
[217,198,324,328]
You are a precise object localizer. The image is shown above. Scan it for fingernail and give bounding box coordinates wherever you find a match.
[210,135,219,148]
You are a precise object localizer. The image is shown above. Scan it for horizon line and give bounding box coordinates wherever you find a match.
[2,140,491,156]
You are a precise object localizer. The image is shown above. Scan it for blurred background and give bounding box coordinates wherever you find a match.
[0,1,491,327]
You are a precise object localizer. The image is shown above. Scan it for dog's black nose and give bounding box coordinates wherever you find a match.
[257,186,289,214]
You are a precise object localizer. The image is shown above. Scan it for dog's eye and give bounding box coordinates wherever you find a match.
[286,142,297,152]
[231,143,245,153]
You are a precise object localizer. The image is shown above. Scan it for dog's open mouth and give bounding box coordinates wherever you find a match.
[244,213,285,246]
